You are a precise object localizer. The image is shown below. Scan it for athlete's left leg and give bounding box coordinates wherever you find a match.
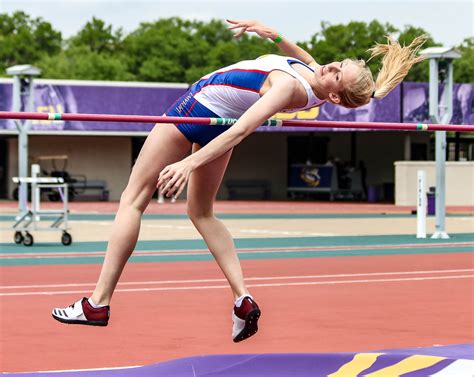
[186,144,261,342]
[186,144,248,299]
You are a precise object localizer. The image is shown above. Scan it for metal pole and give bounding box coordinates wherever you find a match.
[432,131,449,239]
[31,164,40,220]
[428,59,450,239]
[428,59,440,124]
[14,78,35,219]
[431,61,454,239]
[12,76,28,217]
[404,134,411,160]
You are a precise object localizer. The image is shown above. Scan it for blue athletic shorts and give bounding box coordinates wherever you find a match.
[165,90,231,146]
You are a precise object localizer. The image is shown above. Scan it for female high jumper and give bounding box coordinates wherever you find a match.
[52,19,426,343]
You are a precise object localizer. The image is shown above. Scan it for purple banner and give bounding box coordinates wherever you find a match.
[0,81,472,133]
[0,83,12,124]
[0,81,188,132]
[403,82,474,125]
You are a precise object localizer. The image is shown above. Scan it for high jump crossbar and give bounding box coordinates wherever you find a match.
[0,111,473,132]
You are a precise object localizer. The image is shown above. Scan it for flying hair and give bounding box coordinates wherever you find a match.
[369,34,428,100]
[338,34,428,108]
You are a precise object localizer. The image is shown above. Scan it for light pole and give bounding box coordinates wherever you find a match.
[6,65,41,217]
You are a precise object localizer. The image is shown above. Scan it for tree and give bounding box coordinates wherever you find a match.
[454,37,474,83]
[69,17,124,54]
[38,46,134,81]
[300,21,438,82]
[122,18,282,83]
[0,11,62,75]
[3,13,471,85]
[36,17,131,81]
[123,18,200,82]
[301,21,398,72]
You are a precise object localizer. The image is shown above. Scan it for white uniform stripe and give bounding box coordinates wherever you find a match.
[195,86,260,119]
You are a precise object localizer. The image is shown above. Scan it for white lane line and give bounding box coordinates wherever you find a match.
[229,227,336,236]
[144,224,194,230]
[69,221,111,226]
[2,269,473,290]
[31,365,141,374]
[1,275,472,296]
[144,223,336,236]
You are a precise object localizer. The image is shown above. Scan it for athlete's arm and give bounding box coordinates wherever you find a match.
[158,74,298,198]
[227,19,319,68]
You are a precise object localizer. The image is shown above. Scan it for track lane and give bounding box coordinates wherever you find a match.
[1,253,473,372]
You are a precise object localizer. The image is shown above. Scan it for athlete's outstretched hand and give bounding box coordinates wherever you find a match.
[157,160,194,199]
[227,19,277,40]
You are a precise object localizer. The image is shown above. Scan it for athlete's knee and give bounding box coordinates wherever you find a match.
[187,202,214,223]
[120,184,154,213]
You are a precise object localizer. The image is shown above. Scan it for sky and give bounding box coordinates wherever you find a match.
[1,0,473,47]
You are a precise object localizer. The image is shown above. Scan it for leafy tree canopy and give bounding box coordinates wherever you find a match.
[0,11,62,73]
[0,12,472,84]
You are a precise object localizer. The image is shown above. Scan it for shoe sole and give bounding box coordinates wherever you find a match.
[233,308,261,343]
[52,313,108,327]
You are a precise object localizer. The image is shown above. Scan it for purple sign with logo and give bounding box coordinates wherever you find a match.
[0,81,188,132]
[0,80,472,133]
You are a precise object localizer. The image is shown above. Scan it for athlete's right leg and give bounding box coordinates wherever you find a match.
[53,123,191,325]
[88,123,191,306]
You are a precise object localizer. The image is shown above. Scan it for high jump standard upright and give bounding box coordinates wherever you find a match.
[420,47,462,239]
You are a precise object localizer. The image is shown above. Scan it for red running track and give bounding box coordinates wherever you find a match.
[1,252,473,373]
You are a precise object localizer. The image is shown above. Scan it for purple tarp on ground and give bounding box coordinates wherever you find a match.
[381,342,474,360]
[3,344,473,377]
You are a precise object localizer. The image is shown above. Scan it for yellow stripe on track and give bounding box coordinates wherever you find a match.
[328,353,382,376]
[365,355,446,376]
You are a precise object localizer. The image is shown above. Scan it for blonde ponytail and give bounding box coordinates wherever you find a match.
[369,34,428,99]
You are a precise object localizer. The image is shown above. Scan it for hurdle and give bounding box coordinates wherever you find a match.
[0,111,473,132]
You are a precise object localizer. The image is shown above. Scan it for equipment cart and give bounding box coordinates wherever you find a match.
[12,171,72,247]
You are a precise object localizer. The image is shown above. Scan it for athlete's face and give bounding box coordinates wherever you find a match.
[315,59,360,103]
